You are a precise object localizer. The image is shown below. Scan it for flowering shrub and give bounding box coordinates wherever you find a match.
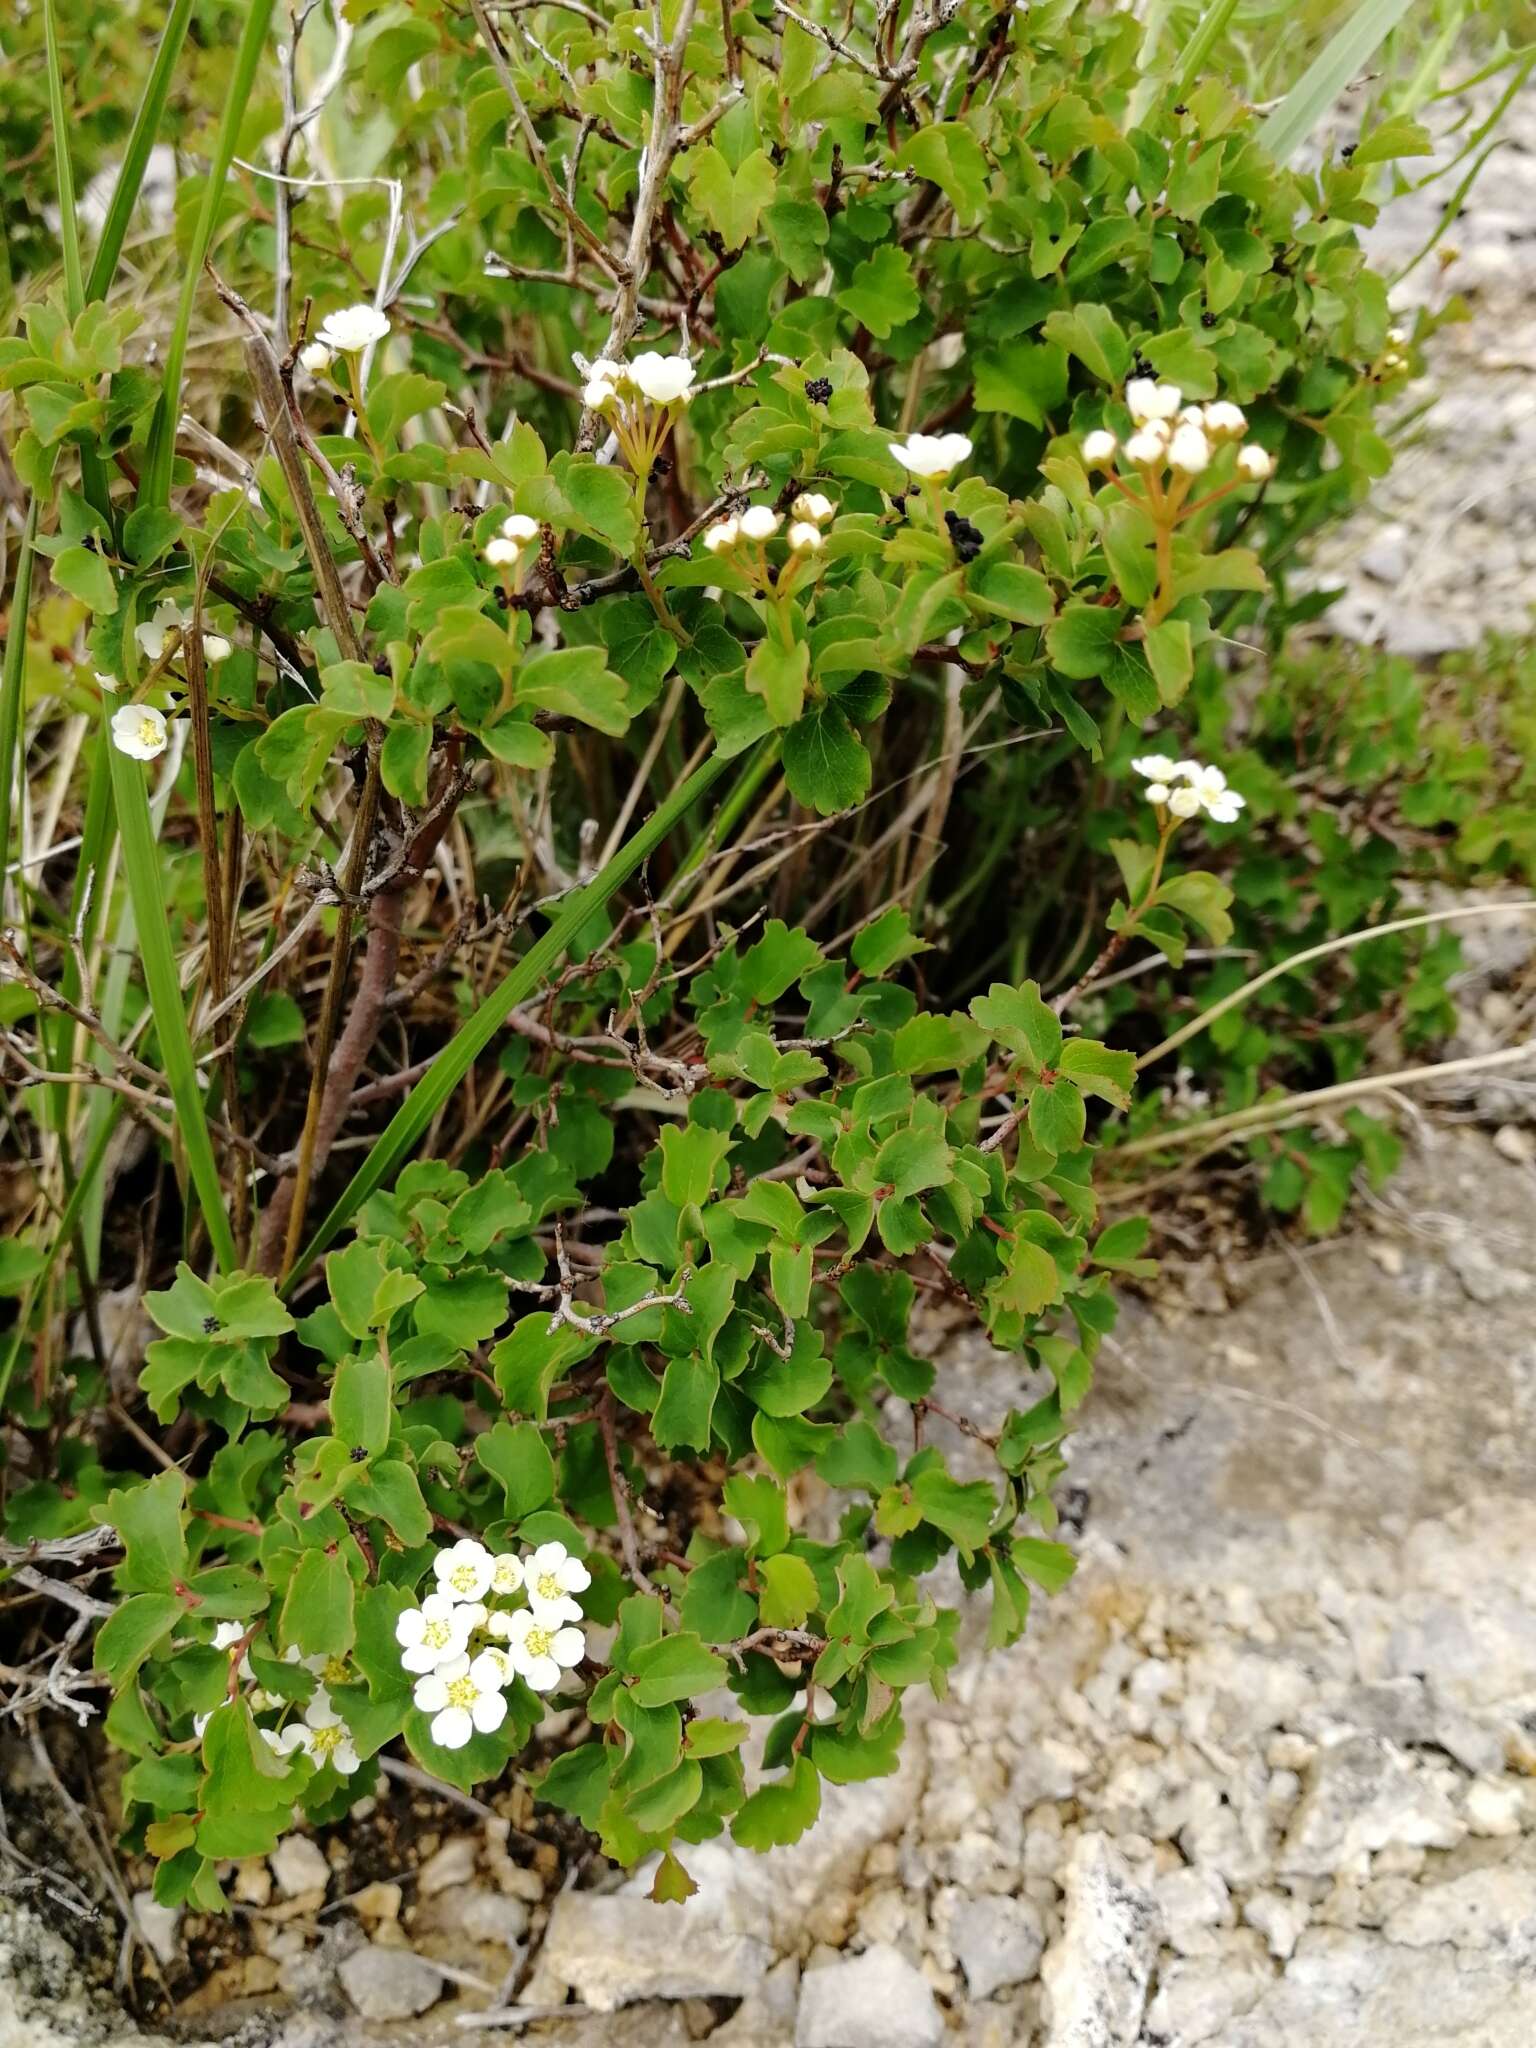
[0,0,1446,1909]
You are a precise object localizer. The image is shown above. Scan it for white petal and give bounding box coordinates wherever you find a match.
[550,1627,586,1668]
[472,1690,509,1735]
[430,1706,474,1750]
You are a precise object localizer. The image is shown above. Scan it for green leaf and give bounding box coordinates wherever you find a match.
[53,544,117,614]
[895,122,990,227]
[745,637,809,728]
[968,560,1055,626]
[281,1545,356,1657]
[659,1123,731,1208]
[689,146,777,249]
[873,1124,952,1200]
[836,247,920,339]
[1041,303,1131,385]
[105,1470,187,1594]
[910,1465,997,1550]
[969,981,1062,1070]
[627,1632,728,1708]
[1028,1075,1086,1155]
[1350,115,1434,169]
[413,1267,509,1346]
[653,1354,719,1454]
[731,1754,821,1850]
[782,704,871,816]
[1057,1038,1135,1109]
[518,646,629,736]
[95,1593,182,1685]
[758,1553,819,1629]
[476,1419,556,1518]
[1158,870,1235,945]
[331,1353,391,1458]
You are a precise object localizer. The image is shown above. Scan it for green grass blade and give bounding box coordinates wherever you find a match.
[1257,0,1419,165]
[106,717,238,1272]
[1174,0,1244,97]
[289,747,733,1285]
[0,502,40,905]
[84,0,196,302]
[139,0,275,511]
[42,0,85,314]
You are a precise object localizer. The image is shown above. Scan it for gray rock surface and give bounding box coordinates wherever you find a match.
[1039,1835,1159,2047]
[949,1893,1045,1998]
[335,1942,444,2021]
[795,1944,942,2048]
[537,1886,772,2012]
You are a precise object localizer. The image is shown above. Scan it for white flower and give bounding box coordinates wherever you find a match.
[1168,423,1210,475]
[1131,755,1176,780]
[300,1689,361,1775]
[1149,757,1246,825]
[1124,428,1168,469]
[484,537,521,567]
[211,1620,256,1681]
[701,518,739,554]
[523,1541,591,1624]
[396,1593,474,1674]
[629,352,695,405]
[412,1651,510,1749]
[787,521,824,554]
[110,702,171,760]
[1177,405,1206,428]
[260,1723,307,1756]
[738,505,781,542]
[1126,378,1182,424]
[501,513,540,544]
[315,304,390,354]
[889,431,972,481]
[489,1552,524,1597]
[498,1607,586,1692]
[298,342,333,375]
[584,376,619,409]
[1187,763,1245,822]
[1203,400,1246,439]
[1236,443,1274,482]
[135,599,231,667]
[476,1643,518,1688]
[1081,429,1118,466]
[791,492,836,525]
[433,1537,495,1605]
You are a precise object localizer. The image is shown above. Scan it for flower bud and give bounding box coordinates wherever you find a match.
[1081,429,1118,466]
[787,521,824,553]
[1168,423,1211,475]
[1236,443,1274,482]
[738,505,781,541]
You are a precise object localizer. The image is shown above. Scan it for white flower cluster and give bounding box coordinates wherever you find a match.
[889,432,972,482]
[1132,754,1245,824]
[109,600,236,759]
[136,599,232,669]
[207,1624,363,1774]
[701,490,836,560]
[1083,383,1273,483]
[301,304,392,375]
[395,1538,591,1750]
[580,350,696,414]
[484,508,541,567]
